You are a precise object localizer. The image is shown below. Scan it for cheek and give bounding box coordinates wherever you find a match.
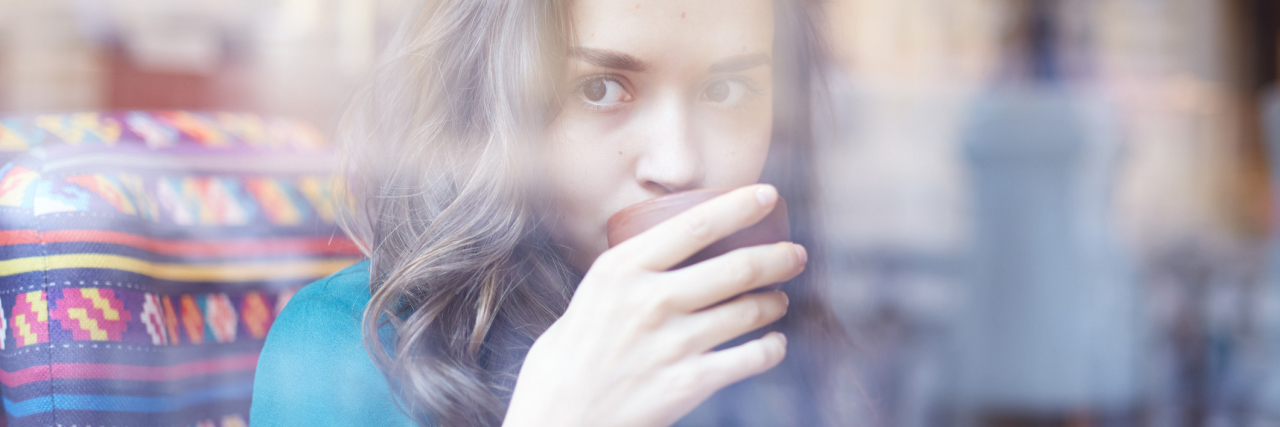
[544,113,630,198]
[541,115,630,240]
[699,106,773,186]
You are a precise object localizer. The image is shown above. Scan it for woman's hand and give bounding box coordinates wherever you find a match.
[504,185,806,427]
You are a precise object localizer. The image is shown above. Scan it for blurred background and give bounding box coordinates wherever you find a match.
[2,0,1279,425]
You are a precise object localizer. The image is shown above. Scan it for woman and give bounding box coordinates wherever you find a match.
[250,0,851,425]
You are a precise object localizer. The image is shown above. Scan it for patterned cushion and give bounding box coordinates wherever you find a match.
[0,112,362,427]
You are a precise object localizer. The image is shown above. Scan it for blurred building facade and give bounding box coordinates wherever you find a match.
[0,0,413,129]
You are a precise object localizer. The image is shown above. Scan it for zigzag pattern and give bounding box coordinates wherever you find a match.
[0,111,359,426]
[10,291,47,348]
[51,288,132,341]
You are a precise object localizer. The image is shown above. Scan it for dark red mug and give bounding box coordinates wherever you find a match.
[606,188,790,269]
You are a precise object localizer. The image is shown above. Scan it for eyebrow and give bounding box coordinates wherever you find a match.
[572,48,650,72]
[571,48,772,74]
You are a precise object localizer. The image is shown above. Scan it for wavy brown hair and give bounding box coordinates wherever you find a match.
[336,0,851,425]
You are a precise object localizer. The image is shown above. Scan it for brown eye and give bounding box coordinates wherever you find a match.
[705,81,730,102]
[702,79,749,105]
[584,79,607,102]
[577,77,630,107]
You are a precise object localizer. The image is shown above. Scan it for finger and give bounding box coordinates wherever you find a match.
[681,331,787,393]
[675,291,788,354]
[663,242,805,311]
[610,185,779,272]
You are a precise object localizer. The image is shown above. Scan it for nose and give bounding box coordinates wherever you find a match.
[634,96,703,194]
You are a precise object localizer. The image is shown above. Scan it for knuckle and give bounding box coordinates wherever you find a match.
[668,368,706,396]
[780,243,801,266]
[739,298,766,326]
[662,336,699,364]
[748,343,777,371]
[684,216,713,241]
[672,334,700,358]
[637,291,677,329]
[729,258,759,287]
[758,292,786,315]
[651,290,678,313]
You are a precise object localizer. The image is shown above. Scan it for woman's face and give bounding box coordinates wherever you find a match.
[544,0,776,271]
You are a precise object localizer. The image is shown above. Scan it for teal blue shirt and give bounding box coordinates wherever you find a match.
[250,261,804,426]
[250,260,419,426]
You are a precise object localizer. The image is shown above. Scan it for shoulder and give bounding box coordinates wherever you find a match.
[286,259,375,319]
[258,260,374,348]
[270,260,407,359]
[251,260,417,426]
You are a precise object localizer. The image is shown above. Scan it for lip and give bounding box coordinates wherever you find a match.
[606,188,789,269]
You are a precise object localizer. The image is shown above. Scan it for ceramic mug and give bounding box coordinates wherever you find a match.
[606,188,790,269]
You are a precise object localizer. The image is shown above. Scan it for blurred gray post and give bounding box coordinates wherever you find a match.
[957,85,1138,423]
[1256,87,1280,420]
[953,1,1138,422]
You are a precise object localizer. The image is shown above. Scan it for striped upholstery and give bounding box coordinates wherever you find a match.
[0,112,362,426]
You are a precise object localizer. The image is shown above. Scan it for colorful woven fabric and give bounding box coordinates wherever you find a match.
[0,111,361,426]
[0,112,326,167]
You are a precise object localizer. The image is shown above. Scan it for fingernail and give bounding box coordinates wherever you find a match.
[775,332,787,347]
[782,292,790,306]
[755,185,777,207]
[792,244,807,265]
